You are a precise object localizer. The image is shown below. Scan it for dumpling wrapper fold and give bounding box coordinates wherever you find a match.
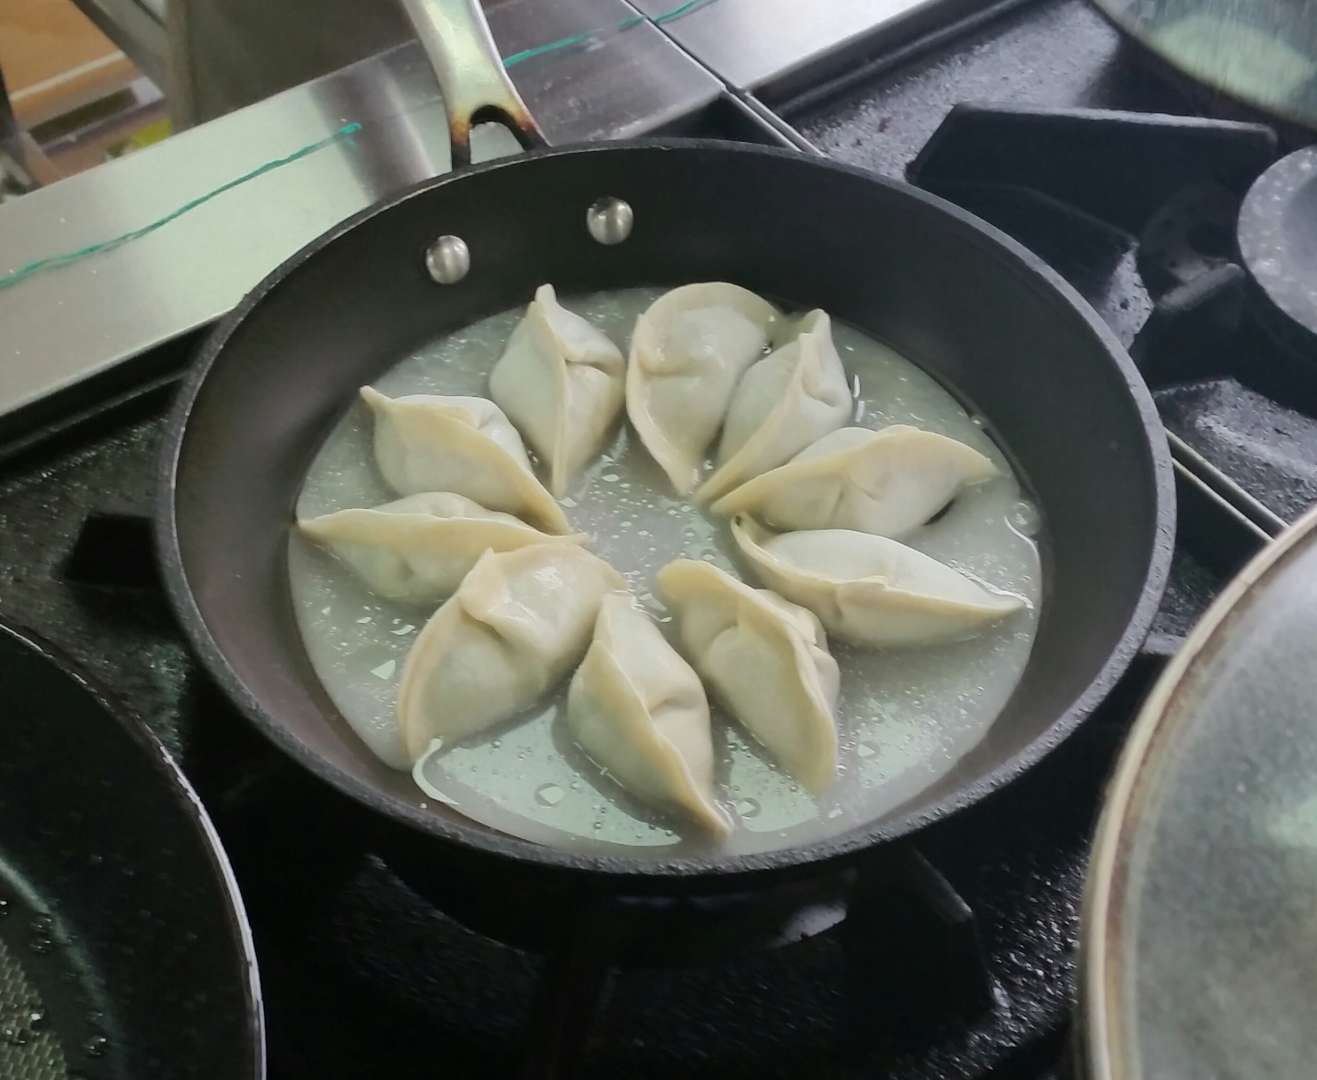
[567,593,729,835]
[627,283,779,494]
[711,425,996,537]
[730,515,1024,647]
[696,309,851,503]
[361,387,570,534]
[298,492,586,603]
[656,559,839,793]
[490,284,625,496]
[398,544,624,759]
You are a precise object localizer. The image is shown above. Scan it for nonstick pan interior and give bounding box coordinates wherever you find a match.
[161,141,1173,888]
[0,623,263,1079]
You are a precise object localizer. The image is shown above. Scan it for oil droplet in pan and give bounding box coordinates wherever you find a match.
[1008,500,1042,537]
[535,783,565,807]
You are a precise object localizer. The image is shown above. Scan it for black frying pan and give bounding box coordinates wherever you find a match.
[157,0,1173,894]
[0,622,263,1079]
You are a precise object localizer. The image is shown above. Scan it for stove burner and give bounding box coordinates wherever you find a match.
[1238,146,1317,362]
[383,841,995,1075]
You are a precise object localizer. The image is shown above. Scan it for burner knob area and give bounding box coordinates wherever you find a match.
[1238,146,1317,361]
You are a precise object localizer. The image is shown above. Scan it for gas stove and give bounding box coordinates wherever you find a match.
[2,1,1312,1076]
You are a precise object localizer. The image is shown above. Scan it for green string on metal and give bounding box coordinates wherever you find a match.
[0,0,722,291]
[0,122,363,290]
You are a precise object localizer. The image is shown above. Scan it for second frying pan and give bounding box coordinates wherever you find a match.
[157,0,1173,892]
[0,622,263,1079]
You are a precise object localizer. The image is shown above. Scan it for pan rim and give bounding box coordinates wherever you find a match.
[0,619,266,1077]
[157,137,1174,885]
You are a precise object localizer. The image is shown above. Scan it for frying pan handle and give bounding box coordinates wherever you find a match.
[399,0,548,167]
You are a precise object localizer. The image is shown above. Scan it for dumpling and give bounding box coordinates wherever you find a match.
[398,545,625,759]
[656,559,839,793]
[710,425,997,537]
[360,387,570,534]
[489,284,625,496]
[695,310,851,503]
[730,515,1024,647]
[566,594,729,835]
[627,283,780,494]
[298,492,586,603]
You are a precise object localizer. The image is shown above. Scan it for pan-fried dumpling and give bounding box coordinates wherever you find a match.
[566,593,729,835]
[398,545,625,760]
[360,387,570,534]
[656,559,839,793]
[730,515,1023,647]
[489,284,625,496]
[710,425,997,537]
[627,283,780,494]
[298,492,587,603]
[695,310,851,503]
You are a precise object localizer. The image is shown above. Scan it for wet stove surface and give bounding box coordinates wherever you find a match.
[3,0,1315,1074]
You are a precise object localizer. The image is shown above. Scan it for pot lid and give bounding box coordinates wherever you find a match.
[1090,0,1317,131]
[1083,505,1317,1079]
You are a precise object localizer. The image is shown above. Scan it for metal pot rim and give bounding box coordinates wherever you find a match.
[1081,502,1317,1079]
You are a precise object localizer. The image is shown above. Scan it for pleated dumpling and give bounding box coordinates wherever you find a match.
[656,559,839,793]
[695,310,851,503]
[566,594,729,835]
[730,515,1023,647]
[398,545,625,759]
[360,387,570,534]
[627,283,780,494]
[711,425,997,537]
[489,284,625,496]
[298,492,586,603]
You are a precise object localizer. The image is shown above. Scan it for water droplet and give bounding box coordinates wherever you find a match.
[28,937,52,955]
[491,738,502,749]
[390,624,416,636]
[30,915,53,935]
[569,779,582,790]
[560,496,577,508]
[857,742,878,759]
[84,1034,110,1057]
[971,414,986,426]
[0,898,8,917]
[601,473,620,483]
[826,807,844,820]
[736,798,761,819]
[535,783,565,807]
[1007,500,1041,536]
[3,1024,28,1046]
[355,615,372,624]
[369,659,396,680]
[27,1008,46,1031]
[592,821,604,830]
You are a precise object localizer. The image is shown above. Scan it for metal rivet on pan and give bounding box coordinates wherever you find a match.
[424,235,470,284]
[586,197,634,245]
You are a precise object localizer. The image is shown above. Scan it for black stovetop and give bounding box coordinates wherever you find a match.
[3,1,1314,1076]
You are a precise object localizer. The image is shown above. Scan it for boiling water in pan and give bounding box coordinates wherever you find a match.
[289,287,1042,858]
